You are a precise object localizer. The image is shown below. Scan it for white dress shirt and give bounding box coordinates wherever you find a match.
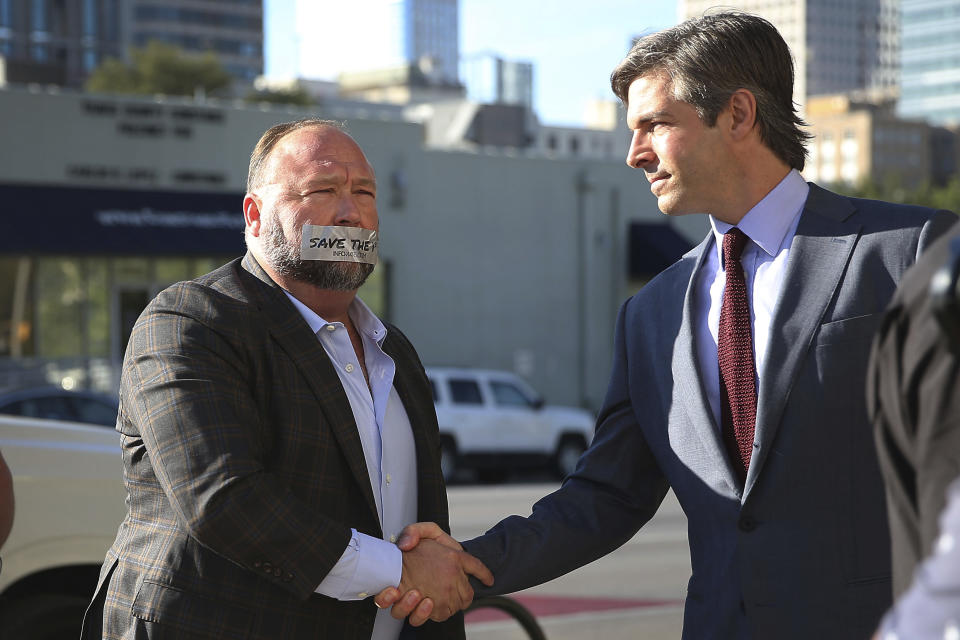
[285,292,418,640]
[694,169,810,428]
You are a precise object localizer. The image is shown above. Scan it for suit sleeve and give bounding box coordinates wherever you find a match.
[462,299,670,595]
[120,282,351,599]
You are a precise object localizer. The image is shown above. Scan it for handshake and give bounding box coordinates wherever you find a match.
[374,523,494,626]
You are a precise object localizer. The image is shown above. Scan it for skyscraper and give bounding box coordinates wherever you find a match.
[124,0,264,83]
[679,0,900,106]
[0,0,263,88]
[296,0,459,86]
[461,53,533,108]
[899,0,960,126]
[0,0,123,87]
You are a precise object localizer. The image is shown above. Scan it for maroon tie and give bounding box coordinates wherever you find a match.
[718,228,757,483]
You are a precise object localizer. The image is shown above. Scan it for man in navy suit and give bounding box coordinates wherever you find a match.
[379,12,957,639]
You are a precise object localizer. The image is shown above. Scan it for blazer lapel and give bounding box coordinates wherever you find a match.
[239,253,380,523]
[744,185,860,498]
[673,234,745,495]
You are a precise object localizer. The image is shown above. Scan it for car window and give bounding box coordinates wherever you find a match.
[0,396,73,421]
[490,381,533,408]
[449,379,483,405]
[68,397,118,427]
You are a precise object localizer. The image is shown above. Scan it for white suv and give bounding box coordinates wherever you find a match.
[425,368,595,481]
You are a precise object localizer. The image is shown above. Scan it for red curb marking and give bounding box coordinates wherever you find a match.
[465,594,683,623]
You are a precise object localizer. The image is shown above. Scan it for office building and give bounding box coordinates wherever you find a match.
[0,0,122,87]
[899,0,960,126]
[461,53,533,109]
[679,0,900,106]
[0,0,263,88]
[123,0,263,84]
[804,90,934,189]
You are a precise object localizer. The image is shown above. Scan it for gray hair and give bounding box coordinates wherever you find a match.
[610,12,811,170]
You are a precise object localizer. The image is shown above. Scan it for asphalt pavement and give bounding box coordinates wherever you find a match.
[445,482,691,640]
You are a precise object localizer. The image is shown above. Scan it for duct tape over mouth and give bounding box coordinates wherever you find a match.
[300,225,379,264]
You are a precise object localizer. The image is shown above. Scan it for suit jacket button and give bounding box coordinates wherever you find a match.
[739,516,757,532]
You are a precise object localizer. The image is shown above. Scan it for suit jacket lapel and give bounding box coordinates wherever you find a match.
[744,185,860,499]
[239,253,380,523]
[673,234,745,495]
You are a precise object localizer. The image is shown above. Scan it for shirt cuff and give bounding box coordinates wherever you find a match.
[314,528,402,600]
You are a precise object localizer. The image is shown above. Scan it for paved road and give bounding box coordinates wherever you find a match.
[446,483,691,640]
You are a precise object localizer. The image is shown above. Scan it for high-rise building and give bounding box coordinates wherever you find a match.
[679,0,900,106]
[461,53,533,108]
[0,0,123,87]
[0,0,263,88]
[899,0,960,126]
[124,0,264,84]
[296,0,459,86]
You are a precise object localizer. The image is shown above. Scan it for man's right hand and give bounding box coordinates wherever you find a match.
[375,523,493,625]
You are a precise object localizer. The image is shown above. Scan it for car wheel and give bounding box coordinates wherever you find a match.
[439,437,457,483]
[0,594,91,640]
[554,436,587,478]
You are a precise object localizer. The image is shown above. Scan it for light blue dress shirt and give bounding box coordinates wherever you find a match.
[694,169,810,428]
[285,292,418,640]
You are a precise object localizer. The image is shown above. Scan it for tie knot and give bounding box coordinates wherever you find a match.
[723,228,749,267]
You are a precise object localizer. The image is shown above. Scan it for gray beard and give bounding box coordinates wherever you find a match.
[260,218,374,291]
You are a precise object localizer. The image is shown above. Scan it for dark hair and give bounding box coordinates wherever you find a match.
[246,118,346,192]
[611,12,811,170]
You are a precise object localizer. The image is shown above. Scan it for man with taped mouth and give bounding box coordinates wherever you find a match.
[80,118,492,640]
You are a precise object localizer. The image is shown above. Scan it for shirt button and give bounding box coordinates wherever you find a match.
[385,473,392,485]
[325,324,336,332]
[345,363,355,373]
[389,534,397,543]
[358,592,369,598]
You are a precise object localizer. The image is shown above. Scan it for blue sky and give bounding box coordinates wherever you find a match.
[264,1,679,126]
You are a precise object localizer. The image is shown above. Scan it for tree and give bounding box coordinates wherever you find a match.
[86,41,232,97]
[244,86,314,107]
[832,175,960,214]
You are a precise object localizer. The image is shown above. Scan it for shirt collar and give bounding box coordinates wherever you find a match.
[709,168,809,261]
[283,291,388,346]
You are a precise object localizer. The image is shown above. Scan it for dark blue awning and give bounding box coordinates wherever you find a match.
[3,182,245,255]
[628,222,693,277]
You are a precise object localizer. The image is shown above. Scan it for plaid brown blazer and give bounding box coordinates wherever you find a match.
[81,253,463,640]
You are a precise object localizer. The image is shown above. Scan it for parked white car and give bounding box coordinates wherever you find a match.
[425,368,595,481]
[0,415,126,640]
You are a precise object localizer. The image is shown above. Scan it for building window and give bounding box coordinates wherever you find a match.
[82,0,97,37]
